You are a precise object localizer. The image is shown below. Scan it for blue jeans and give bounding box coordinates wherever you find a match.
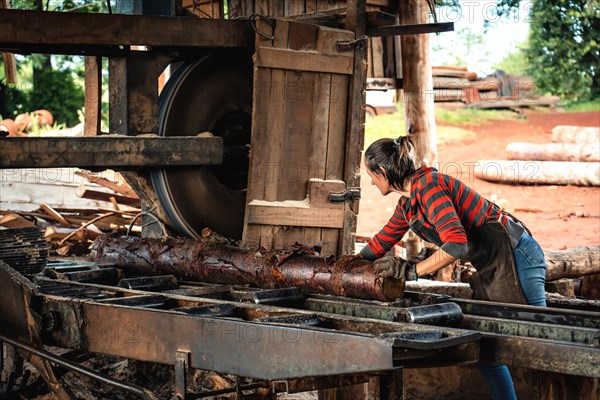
[478,231,547,400]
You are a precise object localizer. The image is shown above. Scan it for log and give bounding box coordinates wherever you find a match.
[545,292,600,312]
[474,160,600,186]
[551,126,600,144]
[468,95,560,109]
[90,233,405,302]
[505,142,600,162]
[545,246,600,281]
[404,279,473,299]
[545,279,576,298]
[580,274,600,300]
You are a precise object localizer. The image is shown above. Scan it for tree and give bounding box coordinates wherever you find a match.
[437,0,599,97]
[526,0,599,97]
[494,40,530,77]
[2,0,105,126]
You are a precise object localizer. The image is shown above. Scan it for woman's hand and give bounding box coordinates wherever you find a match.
[373,256,418,281]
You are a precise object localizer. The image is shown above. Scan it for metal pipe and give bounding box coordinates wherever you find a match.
[0,334,159,400]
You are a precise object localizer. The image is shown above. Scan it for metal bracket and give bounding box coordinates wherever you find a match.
[271,379,290,394]
[336,36,368,52]
[174,350,190,400]
[329,187,361,202]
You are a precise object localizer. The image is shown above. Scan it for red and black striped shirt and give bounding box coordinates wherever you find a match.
[361,166,509,260]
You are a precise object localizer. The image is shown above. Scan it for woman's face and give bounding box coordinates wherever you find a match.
[366,165,392,196]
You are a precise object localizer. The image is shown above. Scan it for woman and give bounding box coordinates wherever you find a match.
[359,136,547,400]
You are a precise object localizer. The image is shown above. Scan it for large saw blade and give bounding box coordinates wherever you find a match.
[151,51,253,239]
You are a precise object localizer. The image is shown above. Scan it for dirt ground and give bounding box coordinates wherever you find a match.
[357,110,600,251]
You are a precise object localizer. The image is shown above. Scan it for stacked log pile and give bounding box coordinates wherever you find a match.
[421,245,600,300]
[0,110,55,137]
[0,171,141,255]
[475,125,600,186]
[432,66,560,109]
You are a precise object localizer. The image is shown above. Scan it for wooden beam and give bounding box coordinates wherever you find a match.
[0,136,223,169]
[0,9,254,56]
[255,47,354,75]
[84,56,102,136]
[366,22,454,37]
[341,0,368,255]
[247,201,345,229]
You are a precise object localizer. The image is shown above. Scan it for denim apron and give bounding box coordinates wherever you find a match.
[408,216,528,304]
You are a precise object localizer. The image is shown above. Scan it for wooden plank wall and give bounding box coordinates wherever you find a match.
[366,4,402,82]
[182,0,222,18]
[229,1,400,82]
[230,0,393,18]
[242,20,354,255]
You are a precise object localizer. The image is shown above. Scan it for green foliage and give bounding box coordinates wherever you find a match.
[364,105,515,149]
[27,66,84,127]
[526,0,600,97]
[562,97,600,112]
[431,27,489,68]
[494,40,530,77]
[435,107,515,125]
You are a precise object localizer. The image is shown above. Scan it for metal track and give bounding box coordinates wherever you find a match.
[0,227,48,276]
[2,259,599,400]
[0,261,480,381]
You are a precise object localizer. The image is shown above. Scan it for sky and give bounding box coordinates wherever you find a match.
[430,1,531,77]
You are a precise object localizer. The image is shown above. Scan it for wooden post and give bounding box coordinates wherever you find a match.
[320,4,402,398]
[0,0,17,84]
[398,0,437,167]
[341,0,368,255]
[84,56,102,136]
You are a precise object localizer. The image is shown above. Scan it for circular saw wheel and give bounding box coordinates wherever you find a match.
[151,51,253,239]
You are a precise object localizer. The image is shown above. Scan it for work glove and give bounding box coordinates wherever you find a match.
[373,256,418,281]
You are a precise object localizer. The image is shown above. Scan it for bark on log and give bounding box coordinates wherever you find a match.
[545,279,576,298]
[90,233,405,301]
[580,274,600,300]
[545,246,600,281]
[551,126,600,144]
[474,160,600,186]
[505,142,600,162]
[404,279,473,299]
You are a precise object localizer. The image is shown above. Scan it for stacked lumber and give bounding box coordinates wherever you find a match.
[0,168,140,211]
[432,66,559,109]
[432,66,471,103]
[475,125,600,186]
[0,171,141,255]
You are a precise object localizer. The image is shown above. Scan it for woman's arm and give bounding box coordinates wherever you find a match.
[415,247,457,276]
[360,200,409,261]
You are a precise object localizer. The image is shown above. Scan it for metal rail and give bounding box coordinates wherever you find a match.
[0,334,159,400]
[33,275,479,380]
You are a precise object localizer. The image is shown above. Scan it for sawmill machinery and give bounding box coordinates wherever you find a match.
[0,1,598,399]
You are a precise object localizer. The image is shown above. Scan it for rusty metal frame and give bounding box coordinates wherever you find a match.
[302,293,600,378]
[32,276,479,380]
[0,333,159,400]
